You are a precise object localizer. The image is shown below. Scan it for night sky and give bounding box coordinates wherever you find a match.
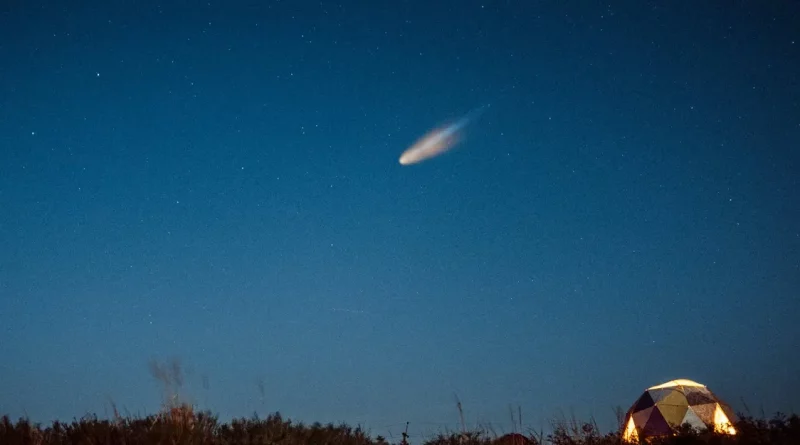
[1,0,798,441]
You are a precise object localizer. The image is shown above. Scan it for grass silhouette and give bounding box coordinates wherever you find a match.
[2,359,797,444]
[2,405,797,444]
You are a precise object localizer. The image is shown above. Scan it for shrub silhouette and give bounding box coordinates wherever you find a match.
[1,409,798,444]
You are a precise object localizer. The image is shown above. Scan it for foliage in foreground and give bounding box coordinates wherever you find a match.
[1,405,798,445]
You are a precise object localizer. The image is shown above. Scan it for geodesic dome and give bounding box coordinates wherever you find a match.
[622,379,737,442]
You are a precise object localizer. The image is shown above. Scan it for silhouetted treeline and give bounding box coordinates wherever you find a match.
[1,405,798,445]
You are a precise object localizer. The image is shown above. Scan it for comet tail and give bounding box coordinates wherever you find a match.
[398,106,486,165]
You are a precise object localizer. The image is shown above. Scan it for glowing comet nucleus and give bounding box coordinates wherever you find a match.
[399,106,486,166]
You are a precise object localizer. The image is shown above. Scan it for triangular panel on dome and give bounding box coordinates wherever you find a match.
[642,407,673,437]
[686,390,716,406]
[623,416,639,442]
[718,399,738,423]
[681,407,708,431]
[659,390,689,408]
[648,388,674,404]
[632,406,655,428]
[657,403,689,427]
[691,403,717,425]
[713,405,737,435]
[681,385,705,395]
[632,391,655,412]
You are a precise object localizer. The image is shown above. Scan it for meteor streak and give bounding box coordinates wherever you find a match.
[399,105,486,166]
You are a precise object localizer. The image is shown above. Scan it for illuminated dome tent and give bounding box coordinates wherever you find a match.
[622,379,737,442]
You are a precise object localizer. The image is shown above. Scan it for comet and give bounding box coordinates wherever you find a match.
[399,105,487,166]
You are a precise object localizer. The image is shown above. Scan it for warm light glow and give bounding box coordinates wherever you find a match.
[647,378,706,390]
[623,378,738,442]
[713,405,737,435]
[623,416,639,442]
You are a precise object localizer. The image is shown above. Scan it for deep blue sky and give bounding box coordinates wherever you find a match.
[1,0,798,441]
